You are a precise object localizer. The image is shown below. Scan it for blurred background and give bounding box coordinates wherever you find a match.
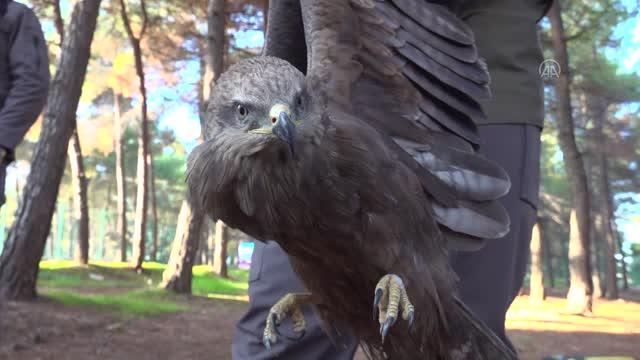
[0,0,638,359]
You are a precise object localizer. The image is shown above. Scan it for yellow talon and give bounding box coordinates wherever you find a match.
[373,274,415,343]
[262,292,312,351]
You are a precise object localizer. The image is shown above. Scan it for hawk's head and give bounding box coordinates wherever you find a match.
[186,57,311,224]
[203,56,310,156]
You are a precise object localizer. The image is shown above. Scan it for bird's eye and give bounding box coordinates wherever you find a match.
[236,104,248,117]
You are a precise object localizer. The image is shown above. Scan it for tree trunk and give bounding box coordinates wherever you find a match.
[162,0,226,282]
[53,0,65,46]
[48,225,55,260]
[207,220,215,266]
[206,0,226,99]
[213,220,228,278]
[200,224,210,265]
[606,176,628,290]
[600,162,619,298]
[197,226,209,265]
[600,184,619,299]
[559,232,570,287]
[262,0,268,30]
[194,242,202,265]
[113,91,128,262]
[52,0,90,266]
[590,221,604,298]
[102,195,110,260]
[131,138,148,270]
[617,232,629,290]
[548,2,593,314]
[119,0,150,272]
[530,219,546,303]
[588,98,619,299]
[205,0,228,277]
[0,0,101,300]
[68,130,90,265]
[542,218,555,288]
[587,170,605,299]
[148,152,158,262]
[68,196,74,258]
[161,201,204,294]
[162,0,227,292]
[566,210,593,314]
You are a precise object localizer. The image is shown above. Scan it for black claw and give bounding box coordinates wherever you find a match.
[373,288,383,320]
[281,329,306,342]
[291,329,306,341]
[407,311,415,332]
[381,315,396,343]
[270,313,281,336]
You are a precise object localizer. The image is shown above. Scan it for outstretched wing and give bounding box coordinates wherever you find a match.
[296,0,510,250]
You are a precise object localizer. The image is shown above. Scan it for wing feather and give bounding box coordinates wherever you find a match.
[389,0,474,45]
[397,44,490,102]
[300,0,510,248]
[376,1,478,62]
[401,61,486,123]
[396,29,489,84]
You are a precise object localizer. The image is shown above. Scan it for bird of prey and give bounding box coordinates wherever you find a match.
[188,0,516,358]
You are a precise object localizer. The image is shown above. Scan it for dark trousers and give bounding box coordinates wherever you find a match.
[450,124,541,347]
[232,241,358,360]
[0,164,6,209]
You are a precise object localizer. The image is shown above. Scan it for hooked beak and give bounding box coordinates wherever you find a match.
[270,105,296,155]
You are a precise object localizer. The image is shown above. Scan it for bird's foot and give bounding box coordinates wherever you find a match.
[373,274,415,343]
[263,292,311,351]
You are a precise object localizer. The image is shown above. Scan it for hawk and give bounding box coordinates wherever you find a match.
[188,0,516,358]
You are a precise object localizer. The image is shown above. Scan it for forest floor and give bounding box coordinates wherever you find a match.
[0,261,638,360]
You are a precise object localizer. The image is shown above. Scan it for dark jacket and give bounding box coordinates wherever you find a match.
[0,0,50,162]
[452,0,553,127]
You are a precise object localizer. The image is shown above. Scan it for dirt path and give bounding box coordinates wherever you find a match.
[0,297,246,360]
[1,294,639,360]
[507,292,640,360]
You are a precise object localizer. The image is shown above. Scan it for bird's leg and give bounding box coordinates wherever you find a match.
[373,274,415,343]
[263,292,313,351]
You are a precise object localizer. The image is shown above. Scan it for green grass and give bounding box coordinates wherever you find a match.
[38,260,249,317]
[192,266,249,296]
[46,290,187,317]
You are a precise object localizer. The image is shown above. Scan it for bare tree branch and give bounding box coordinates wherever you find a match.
[52,0,64,45]
[140,0,149,38]
[118,0,136,42]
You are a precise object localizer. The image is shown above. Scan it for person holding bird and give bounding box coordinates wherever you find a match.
[0,0,50,209]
